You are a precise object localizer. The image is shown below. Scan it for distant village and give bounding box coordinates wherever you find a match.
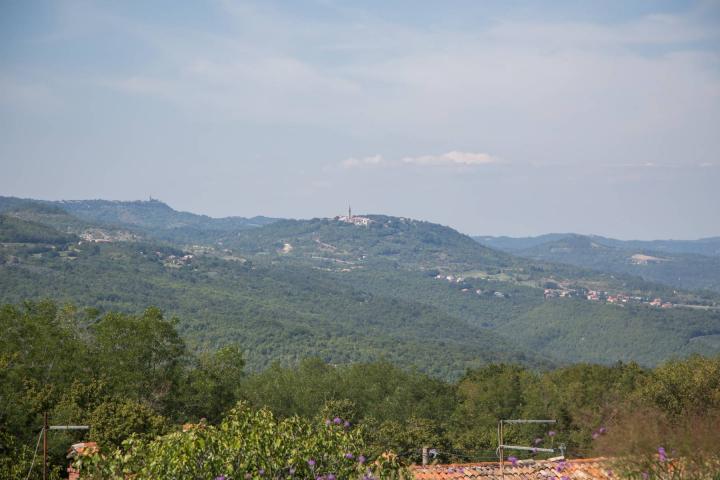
[434,274,509,298]
[433,273,676,308]
[542,286,675,309]
[75,216,691,312]
[156,251,194,268]
[79,228,138,243]
[335,207,373,226]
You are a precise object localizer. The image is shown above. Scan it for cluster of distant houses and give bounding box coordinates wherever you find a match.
[335,207,374,226]
[434,274,508,298]
[156,251,194,267]
[544,287,673,308]
[79,229,118,243]
[336,214,373,226]
[79,229,137,243]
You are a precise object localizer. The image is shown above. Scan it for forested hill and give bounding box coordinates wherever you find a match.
[0,239,544,379]
[0,196,278,243]
[475,233,720,257]
[228,215,515,272]
[0,215,78,244]
[2,197,720,377]
[476,233,720,293]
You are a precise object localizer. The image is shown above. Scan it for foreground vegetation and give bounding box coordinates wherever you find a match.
[2,301,719,479]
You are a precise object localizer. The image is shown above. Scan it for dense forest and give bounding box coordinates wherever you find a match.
[476,233,720,293]
[2,197,720,477]
[2,198,719,378]
[3,234,720,376]
[2,301,718,478]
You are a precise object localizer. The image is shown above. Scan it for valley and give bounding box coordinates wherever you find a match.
[2,196,719,378]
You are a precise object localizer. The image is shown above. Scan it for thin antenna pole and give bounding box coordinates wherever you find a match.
[43,412,48,480]
[499,420,504,478]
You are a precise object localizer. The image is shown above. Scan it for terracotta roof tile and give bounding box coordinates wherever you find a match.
[411,458,613,479]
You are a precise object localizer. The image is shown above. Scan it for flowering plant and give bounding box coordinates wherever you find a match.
[76,402,409,479]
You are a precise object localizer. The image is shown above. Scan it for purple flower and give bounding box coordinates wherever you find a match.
[343,420,351,428]
[327,475,336,480]
[344,453,354,459]
[561,477,570,480]
[534,437,542,445]
[215,476,226,480]
[358,455,366,464]
[333,417,342,425]
[599,426,607,435]
[556,461,567,472]
[289,467,296,475]
[658,447,667,462]
[548,430,556,437]
[508,456,518,467]
[325,419,331,426]
[258,468,265,476]
[642,472,649,480]
[592,432,600,440]
[308,459,316,468]
[531,447,538,455]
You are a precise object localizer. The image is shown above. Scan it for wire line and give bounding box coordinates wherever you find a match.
[25,428,44,480]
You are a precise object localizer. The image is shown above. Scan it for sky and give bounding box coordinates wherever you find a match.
[1,0,719,240]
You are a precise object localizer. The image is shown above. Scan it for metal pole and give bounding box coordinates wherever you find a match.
[43,412,48,480]
[499,420,504,479]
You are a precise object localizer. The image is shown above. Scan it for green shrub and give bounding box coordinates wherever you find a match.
[78,402,409,479]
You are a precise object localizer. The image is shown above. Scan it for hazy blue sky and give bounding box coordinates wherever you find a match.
[1,0,719,239]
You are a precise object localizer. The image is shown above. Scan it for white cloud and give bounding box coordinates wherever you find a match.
[74,1,718,171]
[339,151,500,169]
[401,151,501,166]
[341,154,384,168]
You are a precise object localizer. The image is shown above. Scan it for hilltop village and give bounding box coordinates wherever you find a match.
[334,207,374,226]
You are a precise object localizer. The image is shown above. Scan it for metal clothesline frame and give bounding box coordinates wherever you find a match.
[35,412,90,480]
[497,419,563,478]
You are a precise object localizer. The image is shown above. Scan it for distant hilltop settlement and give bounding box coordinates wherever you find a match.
[335,206,373,226]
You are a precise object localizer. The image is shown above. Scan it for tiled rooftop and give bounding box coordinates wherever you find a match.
[412,458,614,479]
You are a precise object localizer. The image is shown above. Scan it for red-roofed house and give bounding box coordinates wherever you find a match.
[412,458,614,479]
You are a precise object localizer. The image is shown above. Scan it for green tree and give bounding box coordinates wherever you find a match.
[90,307,187,410]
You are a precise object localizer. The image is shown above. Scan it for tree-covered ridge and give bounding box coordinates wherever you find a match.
[3,194,715,300]
[1,195,719,374]
[228,215,514,272]
[0,239,541,379]
[2,207,720,374]
[2,232,718,374]
[476,233,720,292]
[327,268,720,365]
[475,233,720,257]
[0,196,278,244]
[0,215,78,244]
[2,301,718,479]
[227,216,718,307]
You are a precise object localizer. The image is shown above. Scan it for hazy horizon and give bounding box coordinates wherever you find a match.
[2,1,719,239]
[4,192,720,242]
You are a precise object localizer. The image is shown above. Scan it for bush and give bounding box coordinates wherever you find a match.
[78,402,409,479]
